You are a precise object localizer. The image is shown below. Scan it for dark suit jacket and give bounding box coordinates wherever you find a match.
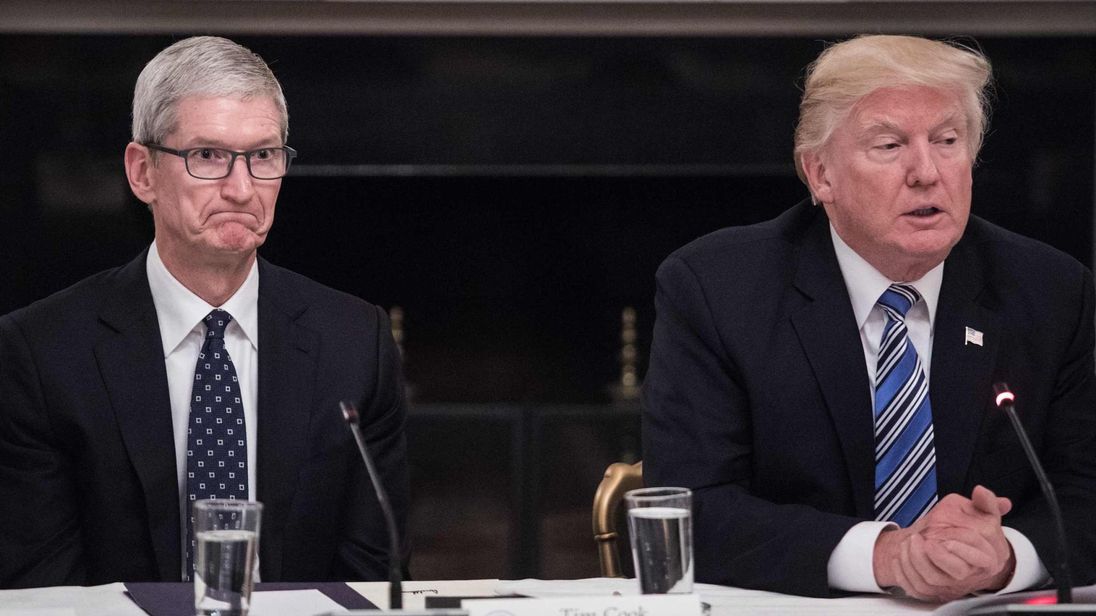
[642,200,1096,597]
[0,250,410,588]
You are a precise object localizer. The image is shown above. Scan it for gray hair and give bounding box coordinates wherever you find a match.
[794,34,992,185]
[131,36,288,145]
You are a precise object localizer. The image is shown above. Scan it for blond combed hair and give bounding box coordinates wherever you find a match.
[793,35,992,185]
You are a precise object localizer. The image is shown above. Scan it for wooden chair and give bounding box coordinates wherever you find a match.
[591,461,643,577]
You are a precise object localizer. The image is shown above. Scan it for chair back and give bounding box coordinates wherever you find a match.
[592,461,643,577]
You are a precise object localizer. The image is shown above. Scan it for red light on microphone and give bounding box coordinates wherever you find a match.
[1022,595,1059,605]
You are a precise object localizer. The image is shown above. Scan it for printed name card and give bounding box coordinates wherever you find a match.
[463,593,702,616]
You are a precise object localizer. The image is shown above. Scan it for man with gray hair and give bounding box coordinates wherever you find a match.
[644,35,1096,601]
[0,36,409,587]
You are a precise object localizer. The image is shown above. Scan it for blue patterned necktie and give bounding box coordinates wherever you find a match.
[185,309,248,579]
[873,284,938,527]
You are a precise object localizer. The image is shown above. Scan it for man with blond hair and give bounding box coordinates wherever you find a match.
[0,36,409,587]
[644,35,1096,601]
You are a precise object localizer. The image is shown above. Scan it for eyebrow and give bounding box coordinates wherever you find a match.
[859,112,966,137]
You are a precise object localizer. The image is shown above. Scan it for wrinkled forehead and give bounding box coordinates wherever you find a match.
[846,85,968,135]
[167,94,286,141]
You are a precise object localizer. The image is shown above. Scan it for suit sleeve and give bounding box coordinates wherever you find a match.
[642,255,860,598]
[1004,268,1096,586]
[331,305,411,581]
[0,314,87,588]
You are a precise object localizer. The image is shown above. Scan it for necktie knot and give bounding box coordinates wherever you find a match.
[204,309,233,340]
[877,284,920,320]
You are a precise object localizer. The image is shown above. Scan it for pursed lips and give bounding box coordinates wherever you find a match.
[203,210,265,230]
[207,210,260,220]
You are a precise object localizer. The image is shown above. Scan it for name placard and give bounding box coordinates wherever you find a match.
[463,593,702,616]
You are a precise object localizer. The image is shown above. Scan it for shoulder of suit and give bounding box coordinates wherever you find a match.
[962,215,1088,275]
[256,257,382,318]
[1,258,140,327]
[663,199,817,268]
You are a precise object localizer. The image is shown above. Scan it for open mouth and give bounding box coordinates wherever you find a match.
[907,207,941,217]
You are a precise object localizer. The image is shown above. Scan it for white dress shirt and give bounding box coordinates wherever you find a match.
[824,225,1047,594]
[145,242,259,580]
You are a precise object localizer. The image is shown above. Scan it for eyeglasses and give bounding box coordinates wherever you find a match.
[144,143,297,180]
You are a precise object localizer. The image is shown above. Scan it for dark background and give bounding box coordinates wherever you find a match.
[1,33,1093,579]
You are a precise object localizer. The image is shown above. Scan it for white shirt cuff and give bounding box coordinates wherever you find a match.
[996,526,1050,594]
[827,521,896,593]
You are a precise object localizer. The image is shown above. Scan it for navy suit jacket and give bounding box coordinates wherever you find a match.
[643,201,1096,597]
[0,250,410,587]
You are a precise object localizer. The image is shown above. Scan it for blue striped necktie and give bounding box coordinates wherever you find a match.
[873,284,938,527]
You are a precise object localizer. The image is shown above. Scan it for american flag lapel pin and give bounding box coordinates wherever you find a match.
[964,326,984,347]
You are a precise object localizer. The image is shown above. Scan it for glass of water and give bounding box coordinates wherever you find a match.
[625,487,693,594]
[193,499,262,616]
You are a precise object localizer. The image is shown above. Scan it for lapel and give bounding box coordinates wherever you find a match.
[929,232,1001,495]
[93,250,180,581]
[255,259,317,580]
[788,212,877,518]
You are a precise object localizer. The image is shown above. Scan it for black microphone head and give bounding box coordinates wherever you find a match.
[992,382,1015,408]
[339,400,360,425]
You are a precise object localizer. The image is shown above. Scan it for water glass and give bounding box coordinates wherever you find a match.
[625,487,693,594]
[193,499,262,616]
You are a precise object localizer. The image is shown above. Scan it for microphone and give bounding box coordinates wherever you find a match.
[339,401,466,616]
[967,384,1081,615]
[993,383,1072,605]
[341,400,403,609]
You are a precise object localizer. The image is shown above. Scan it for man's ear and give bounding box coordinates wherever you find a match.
[801,149,834,205]
[124,142,156,206]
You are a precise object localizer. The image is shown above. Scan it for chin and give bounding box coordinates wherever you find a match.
[200,240,261,262]
[903,230,962,255]
[893,244,952,273]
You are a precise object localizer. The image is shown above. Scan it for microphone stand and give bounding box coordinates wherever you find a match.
[995,385,1072,605]
[966,384,1092,615]
[336,401,469,616]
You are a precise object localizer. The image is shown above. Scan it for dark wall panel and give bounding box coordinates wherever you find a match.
[1,35,1093,403]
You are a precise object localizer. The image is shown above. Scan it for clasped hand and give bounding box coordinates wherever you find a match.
[873,485,1016,602]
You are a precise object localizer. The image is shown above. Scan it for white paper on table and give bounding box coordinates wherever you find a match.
[248,589,346,615]
[465,593,702,616]
[496,578,936,616]
[495,577,640,597]
[697,583,937,615]
[347,579,501,610]
[0,582,145,616]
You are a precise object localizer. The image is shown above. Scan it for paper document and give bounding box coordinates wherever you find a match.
[348,578,501,610]
[250,589,346,615]
[0,583,144,616]
[497,578,935,615]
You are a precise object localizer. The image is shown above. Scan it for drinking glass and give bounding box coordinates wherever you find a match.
[625,487,693,594]
[193,499,262,616]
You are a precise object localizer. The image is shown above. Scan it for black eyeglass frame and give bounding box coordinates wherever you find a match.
[143,143,298,180]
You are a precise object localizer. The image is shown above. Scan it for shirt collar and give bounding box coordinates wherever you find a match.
[828,224,943,330]
[146,241,260,357]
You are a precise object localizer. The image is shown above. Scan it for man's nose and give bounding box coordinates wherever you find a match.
[220,156,255,202]
[905,140,941,187]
